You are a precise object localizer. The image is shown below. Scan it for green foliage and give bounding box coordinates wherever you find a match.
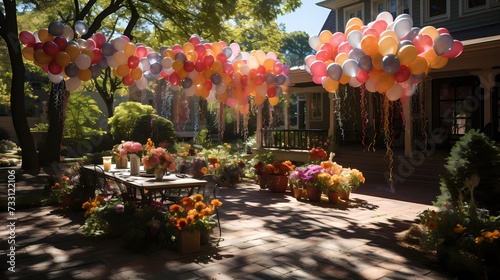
[438,129,500,214]
[194,128,212,148]
[130,114,176,153]
[65,93,105,144]
[108,101,155,142]
[280,31,314,67]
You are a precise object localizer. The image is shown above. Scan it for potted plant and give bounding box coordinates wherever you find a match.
[289,168,305,200]
[50,174,75,209]
[248,152,274,189]
[265,160,295,193]
[339,168,365,200]
[142,142,177,180]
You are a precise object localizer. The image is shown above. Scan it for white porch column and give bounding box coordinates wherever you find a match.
[256,104,263,149]
[403,96,413,157]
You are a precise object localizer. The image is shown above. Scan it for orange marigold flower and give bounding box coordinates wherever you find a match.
[84,210,91,218]
[181,197,194,206]
[91,202,97,207]
[454,224,467,233]
[82,201,91,209]
[95,196,105,203]
[475,236,485,244]
[169,204,182,212]
[186,215,195,225]
[211,199,222,207]
[176,218,188,231]
[426,220,438,231]
[195,201,206,212]
[193,193,204,202]
[201,167,208,175]
[55,182,60,187]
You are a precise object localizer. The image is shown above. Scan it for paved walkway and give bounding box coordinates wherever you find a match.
[1,172,452,280]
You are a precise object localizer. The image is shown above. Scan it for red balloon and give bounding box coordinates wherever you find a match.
[53,37,67,51]
[257,65,267,75]
[128,55,140,68]
[204,79,213,90]
[135,46,148,58]
[216,52,227,64]
[394,65,411,83]
[86,39,96,50]
[203,54,214,68]
[93,33,106,49]
[241,75,249,86]
[355,69,369,83]
[122,74,134,86]
[169,72,181,86]
[171,44,182,54]
[183,60,195,72]
[34,42,44,51]
[194,60,206,72]
[273,61,283,74]
[189,35,201,46]
[92,48,103,64]
[442,40,463,59]
[413,34,433,54]
[255,73,265,85]
[267,86,277,97]
[19,31,36,47]
[48,60,62,75]
[223,62,234,75]
[43,41,59,57]
[194,44,206,58]
[316,50,330,62]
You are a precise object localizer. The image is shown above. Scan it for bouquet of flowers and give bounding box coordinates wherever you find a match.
[142,147,176,172]
[166,193,222,232]
[265,160,295,176]
[50,174,75,200]
[309,147,328,162]
[119,141,143,156]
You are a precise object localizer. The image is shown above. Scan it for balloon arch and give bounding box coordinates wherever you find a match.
[18,20,291,134]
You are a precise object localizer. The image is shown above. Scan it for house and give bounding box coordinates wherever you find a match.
[268,0,500,162]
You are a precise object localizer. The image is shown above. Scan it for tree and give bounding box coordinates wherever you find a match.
[0,0,39,172]
[279,31,313,67]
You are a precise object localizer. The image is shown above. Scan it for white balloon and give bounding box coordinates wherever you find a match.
[113,37,127,51]
[386,83,403,101]
[347,30,362,49]
[65,77,81,91]
[136,76,148,90]
[393,18,413,38]
[308,35,321,51]
[376,11,394,26]
[106,56,118,68]
[75,54,91,70]
[48,73,63,83]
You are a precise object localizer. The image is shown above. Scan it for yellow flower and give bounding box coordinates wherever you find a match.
[475,236,484,244]
[193,193,204,202]
[426,220,438,231]
[454,224,467,233]
[429,210,439,218]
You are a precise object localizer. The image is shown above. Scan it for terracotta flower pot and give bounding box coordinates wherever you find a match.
[267,175,288,193]
[177,230,201,254]
[340,190,351,201]
[293,188,303,200]
[328,191,341,204]
[306,187,321,202]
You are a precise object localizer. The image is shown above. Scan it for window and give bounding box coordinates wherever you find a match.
[423,0,450,22]
[461,0,498,15]
[310,93,323,121]
[344,3,364,28]
[371,1,412,21]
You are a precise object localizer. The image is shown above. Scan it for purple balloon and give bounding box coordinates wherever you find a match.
[102,42,115,57]
[211,73,222,85]
[358,55,373,72]
[65,63,79,78]
[433,34,454,56]
[382,55,400,74]
[182,77,193,88]
[275,74,286,85]
[327,63,342,81]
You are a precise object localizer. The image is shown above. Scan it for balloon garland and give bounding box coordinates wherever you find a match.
[19,22,291,113]
[306,11,463,190]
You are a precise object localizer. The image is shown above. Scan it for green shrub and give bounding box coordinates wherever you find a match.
[438,129,500,214]
[130,114,176,153]
[108,101,155,142]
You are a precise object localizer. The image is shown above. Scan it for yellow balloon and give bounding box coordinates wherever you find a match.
[422,48,438,66]
[269,96,279,106]
[398,45,418,66]
[378,36,399,56]
[345,24,362,37]
[360,35,379,56]
[346,17,364,29]
[263,58,274,72]
[377,73,395,93]
[431,56,448,69]
[211,42,222,55]
[202,68,213,79]
[81,48,94,61]
[37,28,53,43]
[419,26,439,40]
[177,69,188,80]
[379,30,398,42]
[186,50,198,62]
[319,30,333,44]
[172,59,184,72]
[211,60,223,74]
[323,78,339,92]
[162,49,175,59]
[78,69,92,81]
[254,50,266,64]
[22,47,34,61]
[123,43,136,57]
[409,56,428,75]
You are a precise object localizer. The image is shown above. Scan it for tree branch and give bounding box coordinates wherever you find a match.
[123,0,140,40]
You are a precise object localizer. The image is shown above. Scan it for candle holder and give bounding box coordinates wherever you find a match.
[102,156,112,171]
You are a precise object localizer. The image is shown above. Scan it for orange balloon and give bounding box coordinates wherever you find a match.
[78,69,92,81]
[218,92,228,103]
[162,49,175,59]
[81,48,94,61]
[55,51,71,67]
[360,35,379,56]
[211,42,222,55]
[319,30,333,44]
[221,73,231,85]
[172,59,184,72]
[335,52,349,65]
[254,93,265,105]
[372,52,383,70]
[422,48,438,66]
[183,42,194,53]
[186,50,198,62]
[37,28,54,43]
[345,24,362,37]
[123,43,136,57]
[115,64,130,77]
[202,68,213,79]
[22,47,34,61]
[409,56,428,75]
[130,67,142,80]
[323,78,339,92]
[378,36,399,56]
[431,56,448,69]
[377,73,395,93]
[339,73,350,85]
[211,60,223,74]
[263,58,274,72]
[269,96,279,106]
[346,17,364,29]
[419,26,439,40]
[65,45,81,61]
[177,69,188,80]
[33,49,52,65]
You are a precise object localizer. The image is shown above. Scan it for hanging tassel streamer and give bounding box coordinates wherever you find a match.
[334,91,344,140]
[360,85,368,150]
[383,97,394,192]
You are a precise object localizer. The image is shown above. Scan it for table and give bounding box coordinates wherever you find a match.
[82,164,207,206]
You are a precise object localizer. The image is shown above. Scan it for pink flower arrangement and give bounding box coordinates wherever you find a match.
[142,147,176,172]
[119,141,143,156]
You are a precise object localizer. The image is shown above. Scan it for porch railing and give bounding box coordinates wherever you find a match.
[261,129,329,150]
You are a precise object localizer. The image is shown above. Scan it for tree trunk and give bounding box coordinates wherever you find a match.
[39,82,69,172]
[0,1,39,173]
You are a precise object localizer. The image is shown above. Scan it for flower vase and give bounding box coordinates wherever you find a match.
[128,154,140,176]
[328,191,340,204]
[177,230,201,254]
[306,187,321,202]
[154,168,164,180]
[267,175,288,193]
[115,156,128,169]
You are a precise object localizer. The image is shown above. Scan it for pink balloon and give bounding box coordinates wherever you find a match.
[329,32,346,49]
[309,60,327,77]
[393,65,411,83]
[355,69,369,83]
[437,28,450,35]
[370,20,388,34]
[282,65,290,75]
[312,75,323,85]
[316,50,330,62]
[19,31,36,47]
[189,35,201,45]
[362,27,380,38]
[442,40,463,59]
[93,33,106,49]
[273,61,283,74]
[338,41,353,54]
[171,44,183,54]
[304,55,316,68]
[135,46,148,58]
[194,44,206,58]
[86,39,96,50]
[413,34,433,54]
